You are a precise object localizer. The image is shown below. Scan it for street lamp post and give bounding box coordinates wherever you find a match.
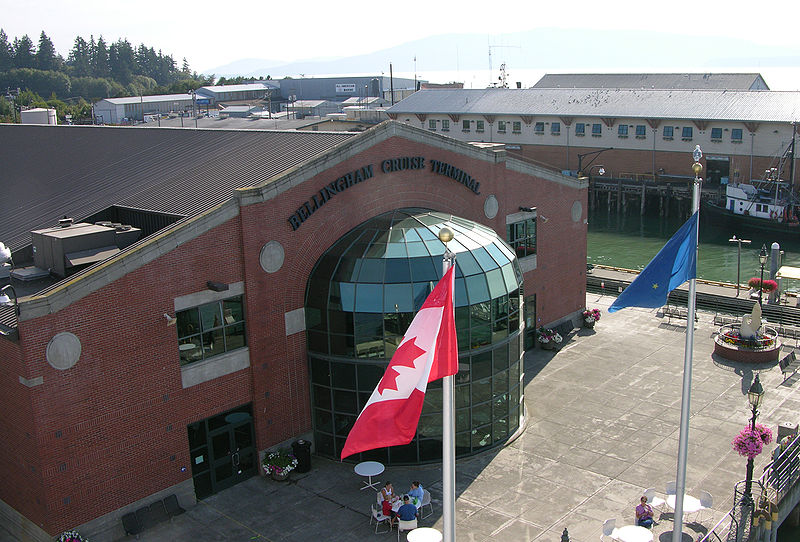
[742,374,764,506]
[576,147,613,178]
[728,236,752,297]
[759,244,768,306]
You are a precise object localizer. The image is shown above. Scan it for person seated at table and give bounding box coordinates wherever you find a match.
[381,496,394,521]
[396,494,418,522]
[408,481,424,504]
[380,481,396,503]
[635,495,656,528]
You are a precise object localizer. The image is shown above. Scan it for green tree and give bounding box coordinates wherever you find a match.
[36,31,59,71]
[0,30,13,72]
[91,36,109,78]
[70,76,113,100]
[0,69,70,99]
[13,34,35,69]
[108,38,134,84]
[67,36,91,77]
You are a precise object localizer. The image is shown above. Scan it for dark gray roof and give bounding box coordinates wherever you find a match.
[0,124,356,251]
[533,73,769,90]
[387,88,800,123]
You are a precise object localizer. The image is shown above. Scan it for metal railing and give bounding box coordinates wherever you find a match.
[760,430,800,503]
[697,507,739,542]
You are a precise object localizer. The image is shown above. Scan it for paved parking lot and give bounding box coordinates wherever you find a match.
[11,292,795,542]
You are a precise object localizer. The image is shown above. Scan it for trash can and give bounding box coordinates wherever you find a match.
[292,439,312,473]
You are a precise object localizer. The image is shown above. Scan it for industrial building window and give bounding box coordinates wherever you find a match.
[442,119,450,132]
[663,126,674,140]
[176,296,246,366]
[682,126,693,140]
[533,122,544,133]
[462,119,470,132]
[498,121,506,133]
[551,122,560,135]
[591,123,602,136]
[711,128,722,141]
[428,119,436,131]
[476,120,485,133]
[513,121,522,133]
[731,128,743,142]
[575,123,585,136]
[618,125,629,137]
[635,125,646,138]
[506,218,536,258]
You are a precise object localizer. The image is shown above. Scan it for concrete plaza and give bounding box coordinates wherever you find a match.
[11,292,799,542]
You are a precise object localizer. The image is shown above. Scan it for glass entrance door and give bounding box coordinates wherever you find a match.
[189,404,256,499]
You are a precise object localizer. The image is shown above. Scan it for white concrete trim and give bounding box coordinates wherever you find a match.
[174,281,245,311]
[285,308,306,336]
[19,375,43,387]
[506,210,537,224]
[519,255,537,273]
[180,347,250,389]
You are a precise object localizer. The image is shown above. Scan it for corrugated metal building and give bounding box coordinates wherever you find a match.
[387,87,800,184]
[533,72,770,90]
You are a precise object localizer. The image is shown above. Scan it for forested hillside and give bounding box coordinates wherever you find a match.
[0,29,214,123]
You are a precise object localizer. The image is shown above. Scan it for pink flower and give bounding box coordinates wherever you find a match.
[732,425,772,459]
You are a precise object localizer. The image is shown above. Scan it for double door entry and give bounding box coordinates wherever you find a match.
[188,404,257,499]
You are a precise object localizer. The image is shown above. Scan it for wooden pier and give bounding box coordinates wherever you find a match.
[588,174,721,217]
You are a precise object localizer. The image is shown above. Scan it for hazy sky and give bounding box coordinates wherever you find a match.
[3,0,799,74]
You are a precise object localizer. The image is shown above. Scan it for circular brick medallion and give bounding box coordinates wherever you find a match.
[571,201,583,223]
[46,332,81,370]
[259,241,285,273]
[484,195,498,219]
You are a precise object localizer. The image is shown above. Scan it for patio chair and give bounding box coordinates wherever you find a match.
[420,489,433,519]
[601,518,618,541]
[397,518,417,541]
[643,487,666,514]
[695,490,713,524]
[370,504,392,534]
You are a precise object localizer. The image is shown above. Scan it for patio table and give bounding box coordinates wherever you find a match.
[354,460,384,491]
[666,494,702,514]
[407,527,443,542]
[614,525,653,542]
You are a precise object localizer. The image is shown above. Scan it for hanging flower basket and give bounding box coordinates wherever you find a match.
[732,424,773,459]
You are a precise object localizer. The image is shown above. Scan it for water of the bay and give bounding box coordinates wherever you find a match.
[588,209,800,286]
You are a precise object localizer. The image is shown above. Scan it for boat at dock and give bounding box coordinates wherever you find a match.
[701,137,799,235]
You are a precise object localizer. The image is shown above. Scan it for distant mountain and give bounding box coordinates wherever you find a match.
[204,28,800,80]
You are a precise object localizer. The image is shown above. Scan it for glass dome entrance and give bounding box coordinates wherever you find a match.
[305,208,524,464]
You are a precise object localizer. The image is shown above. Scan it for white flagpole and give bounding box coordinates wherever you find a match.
[672,147,703,542]
[439,227,456,542]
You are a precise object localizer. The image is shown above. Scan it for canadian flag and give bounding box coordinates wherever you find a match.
[341,265,458,459]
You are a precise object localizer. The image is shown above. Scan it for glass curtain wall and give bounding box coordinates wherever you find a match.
[305,209,524,464]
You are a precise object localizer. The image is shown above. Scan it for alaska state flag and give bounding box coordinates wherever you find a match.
[340,265,458,460]
[608,211,698,313]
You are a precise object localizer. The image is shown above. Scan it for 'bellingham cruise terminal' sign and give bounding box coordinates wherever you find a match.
[288,156,481,231]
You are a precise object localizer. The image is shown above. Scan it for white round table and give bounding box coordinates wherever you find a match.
[614,525,653,542]
[666,494,702,513]
[407,527,443,542]
[354,460,384,491]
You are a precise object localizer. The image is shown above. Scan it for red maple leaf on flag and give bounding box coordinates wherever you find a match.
[377,337,426,394]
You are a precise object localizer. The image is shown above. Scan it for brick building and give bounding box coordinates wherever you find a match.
[0,121,586,541]
[387,86,800,187]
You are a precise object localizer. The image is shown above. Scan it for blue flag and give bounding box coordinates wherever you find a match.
[608,212,698,313]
